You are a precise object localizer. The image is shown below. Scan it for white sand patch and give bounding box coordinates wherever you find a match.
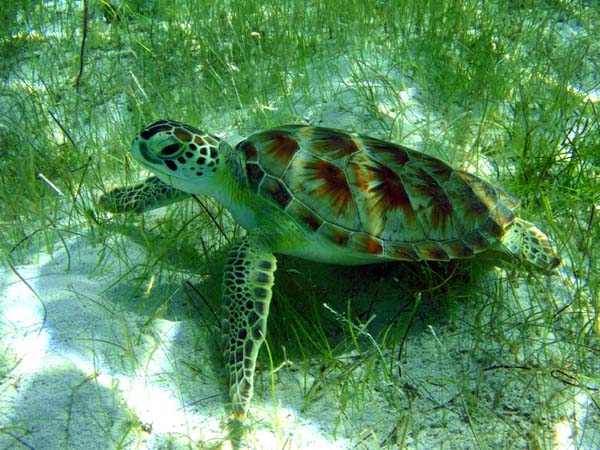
[0,237,351,449]
[1,223,596,449]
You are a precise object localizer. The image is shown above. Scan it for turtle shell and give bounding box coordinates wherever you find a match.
[237,125,518,261]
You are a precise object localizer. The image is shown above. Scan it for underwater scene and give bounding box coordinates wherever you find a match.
[1,1,599,449]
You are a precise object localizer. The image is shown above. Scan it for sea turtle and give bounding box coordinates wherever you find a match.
[100,120,561,420]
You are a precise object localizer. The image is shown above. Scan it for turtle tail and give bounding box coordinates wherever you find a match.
[501,218,561,271]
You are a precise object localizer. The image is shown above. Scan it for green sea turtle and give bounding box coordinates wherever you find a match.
[100,119,561,420]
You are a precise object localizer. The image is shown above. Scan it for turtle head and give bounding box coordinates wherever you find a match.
[131,120,226,194]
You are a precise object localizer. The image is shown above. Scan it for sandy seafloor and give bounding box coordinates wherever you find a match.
[1,5,599,450]
[1,93,599,450]
[0,215,597,449]
[1,78,599,450]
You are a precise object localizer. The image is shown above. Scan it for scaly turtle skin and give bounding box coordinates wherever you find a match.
[100,120,561,419]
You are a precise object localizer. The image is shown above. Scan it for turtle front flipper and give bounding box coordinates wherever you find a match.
[99,176,191,213]
[221,235,277,420]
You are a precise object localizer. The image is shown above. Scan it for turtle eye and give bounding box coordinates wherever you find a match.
[161,143,181,157]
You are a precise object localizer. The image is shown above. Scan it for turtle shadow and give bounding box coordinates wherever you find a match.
[96,221,495,429]
[267,254,479,357]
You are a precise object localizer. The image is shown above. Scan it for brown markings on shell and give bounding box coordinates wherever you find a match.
[392,161,438,239]
[344,152,370,194]
[416,153,455,184]
[252,129,300,177]
[385,242,419,261]
[309,127,361,160]
[496,187,520,210]
[245,162,264,191]
[347,142,412,241]
[464,231,490,251]
[367,162,410,211]
[414,241,450,261]
[286,200,323,232]
[360,135,410,167]
[303,157,354,219]
[260,176,292,209]
[237,125,523,261]
[319,222,350,246]
[460,171,498,212]
[441,239,474,258]
[239,141,258,162]
[445,171,491,230]
[489,201,516,231]
[403,165,455,236]
[349,233,384,255]
[357,158,417,238]
[479,215,505,238]
[453,170,516,240]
